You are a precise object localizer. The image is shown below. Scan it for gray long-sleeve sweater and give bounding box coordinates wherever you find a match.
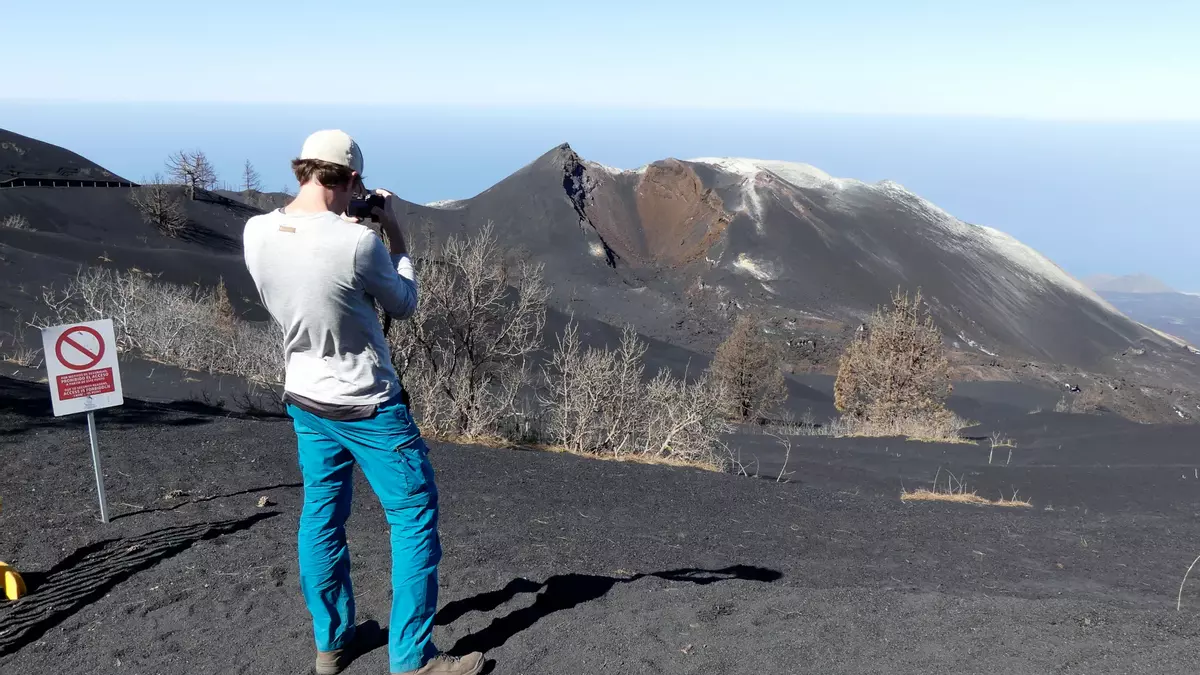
[243,209,417,406]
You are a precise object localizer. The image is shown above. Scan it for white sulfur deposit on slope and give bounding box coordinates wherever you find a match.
[957,331,998,357]
[732,253,776,281]
[688,157,851,191]
[425,199,465,209]
[686,156,1123,316]
[686,158,855,226]
[581,154,1125,319]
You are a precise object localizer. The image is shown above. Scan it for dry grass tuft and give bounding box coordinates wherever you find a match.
[842,415,975,444]
[901,488,1032,507]
[529,443,724,472]
[759,411,975,444]
[901,470,1032,507]
[901,488,992,505]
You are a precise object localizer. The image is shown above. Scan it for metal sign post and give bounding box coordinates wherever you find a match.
[86,411,110,523]
[41,319,124,524]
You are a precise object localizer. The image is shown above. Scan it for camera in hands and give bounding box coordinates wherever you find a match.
[347,194,386,222]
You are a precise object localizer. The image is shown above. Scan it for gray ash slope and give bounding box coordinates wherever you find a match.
[0,128,272,336]
[1,128,130,185]
[5,377,1200,674]
[405,145,1168,369]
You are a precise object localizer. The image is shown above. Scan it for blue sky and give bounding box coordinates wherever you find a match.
[5,0,1199,120]
[2,2,1198,287]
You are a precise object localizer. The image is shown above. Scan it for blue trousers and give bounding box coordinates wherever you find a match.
[287,398,442,673]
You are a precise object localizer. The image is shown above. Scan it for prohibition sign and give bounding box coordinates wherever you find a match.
[55,325,106,371]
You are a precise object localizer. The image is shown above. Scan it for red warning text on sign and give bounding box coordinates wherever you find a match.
[56,368,116,401]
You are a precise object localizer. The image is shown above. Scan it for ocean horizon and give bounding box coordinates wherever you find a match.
[3,101,1197,288]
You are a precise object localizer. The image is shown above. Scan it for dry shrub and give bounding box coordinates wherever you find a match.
[542,321,644,454]
[834,289,959,441]
[1,316,43,368]
[542,320,732,470]
[1056,386,1105,414]
[386,223,548,441]
[1,214,32,231]
[1076,386,1104,412]
[130,174,188,236]
[1,343,43,369]
[710,315,787,421]
[39,267,281,384]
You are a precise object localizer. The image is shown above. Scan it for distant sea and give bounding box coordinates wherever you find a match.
[2,101,1197,289]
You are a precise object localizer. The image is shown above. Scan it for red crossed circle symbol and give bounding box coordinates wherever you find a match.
[55,325,106,371]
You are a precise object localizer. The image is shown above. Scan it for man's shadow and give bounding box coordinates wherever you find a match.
[435,565,782,656]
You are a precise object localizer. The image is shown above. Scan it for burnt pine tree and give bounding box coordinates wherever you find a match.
[242,160,262,204]
[710,316,787,421]
[833,288,953,425]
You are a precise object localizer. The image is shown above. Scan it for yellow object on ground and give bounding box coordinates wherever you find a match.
[1,561,27,600]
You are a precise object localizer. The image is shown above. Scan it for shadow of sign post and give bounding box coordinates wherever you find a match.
[0,512,278,656]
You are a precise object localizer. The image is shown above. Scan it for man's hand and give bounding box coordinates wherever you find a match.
[370,188,408,256]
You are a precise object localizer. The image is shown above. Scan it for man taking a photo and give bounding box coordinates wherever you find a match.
[243,130,484,675]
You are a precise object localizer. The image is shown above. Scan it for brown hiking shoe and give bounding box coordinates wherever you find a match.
[393,651,485,675]
[314,647,349,675]
[314,622,385,675]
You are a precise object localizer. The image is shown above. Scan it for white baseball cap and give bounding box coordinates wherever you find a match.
[299,129,364,174]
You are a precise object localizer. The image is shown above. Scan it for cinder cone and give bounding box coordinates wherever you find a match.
[0,561,27,601]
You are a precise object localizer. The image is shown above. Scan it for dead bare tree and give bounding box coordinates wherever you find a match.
[130,173,188,237]
[763,412,799,482]
[710,315,787,422]
[166,150,218,200]
[387,222,549,440]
